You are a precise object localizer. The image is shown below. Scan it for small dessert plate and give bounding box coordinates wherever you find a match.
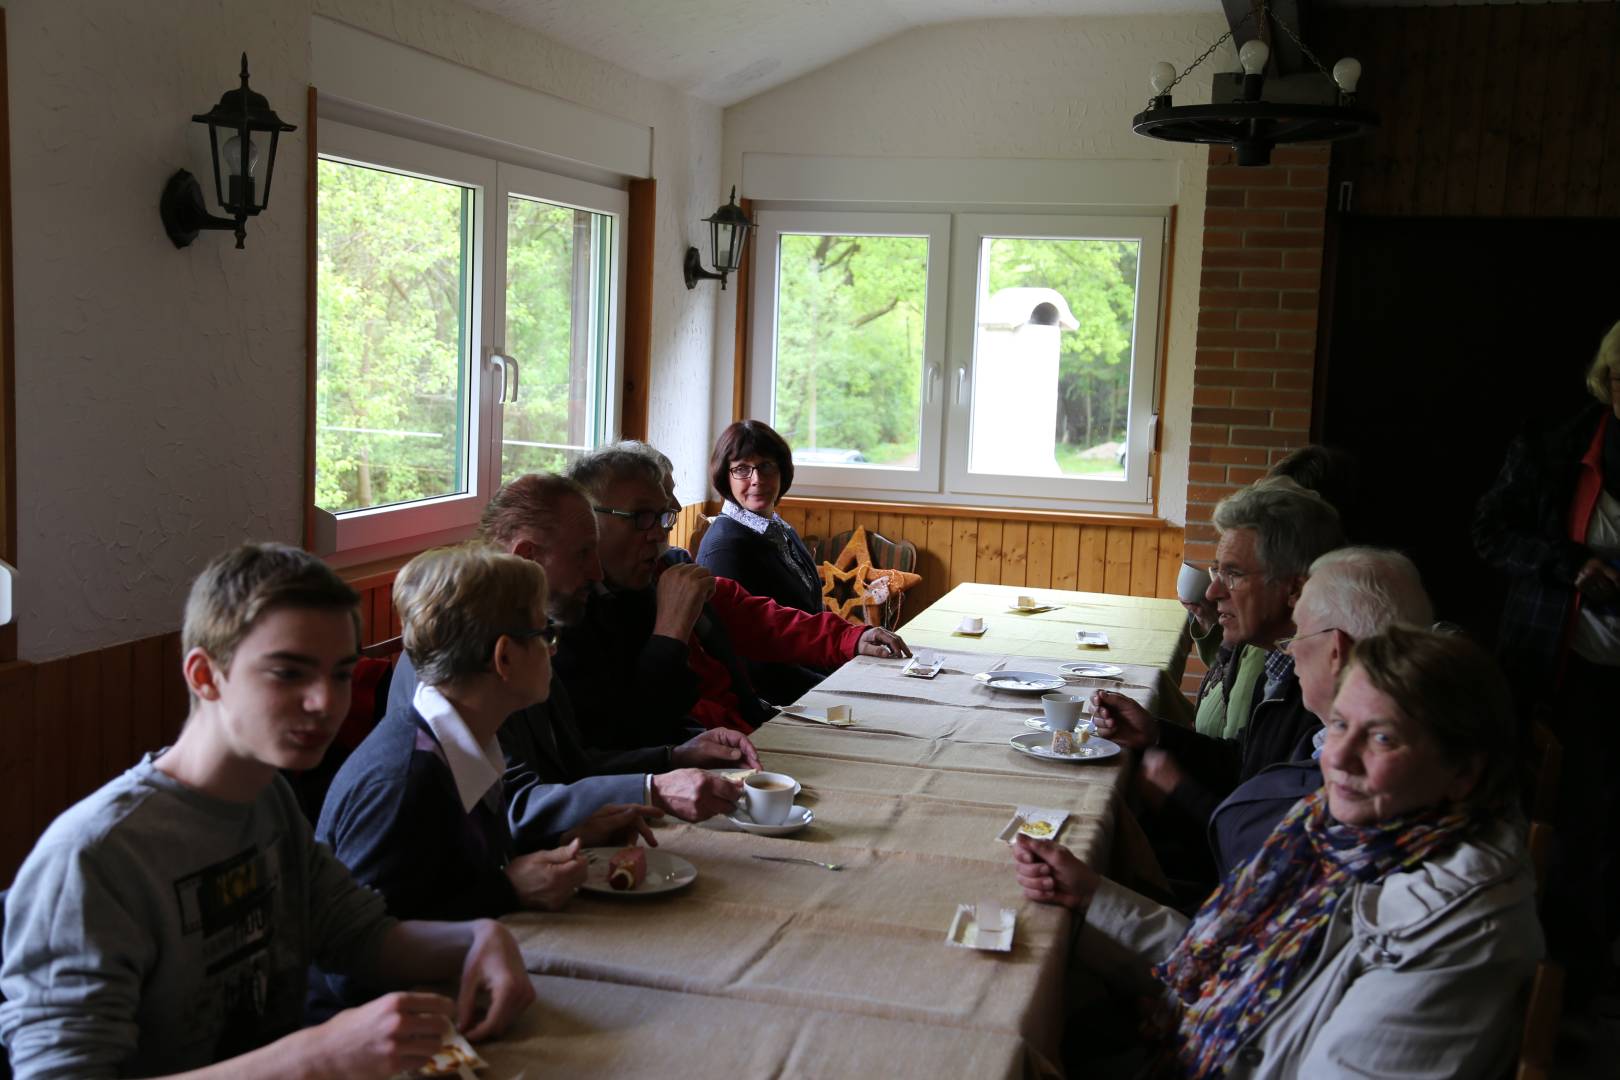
[946,903,1015,952]
[995,805,1070,843]
[726,804,814,836]
[580,849,698,896]
[902,655,944,679]
[1006,602,1059,614]
[1008,731,1121,763]
[1074,630,1111,647]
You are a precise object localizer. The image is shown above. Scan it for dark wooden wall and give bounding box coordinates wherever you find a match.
[1318,2,1620,218]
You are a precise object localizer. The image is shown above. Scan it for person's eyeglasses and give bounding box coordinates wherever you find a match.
[728,461,781,480]
[499,621,559,648]
[1206,564,1255,589]
[593,506,678,531]
[1276,626,1337,655]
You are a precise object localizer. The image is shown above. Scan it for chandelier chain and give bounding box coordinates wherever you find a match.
[1269,9,1335,82]
[1145,15,1246,111]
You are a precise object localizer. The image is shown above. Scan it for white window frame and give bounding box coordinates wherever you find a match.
[314,122,627,558]
[747,206,1168,514]
[747,210,951,496]
[945,213,1165,509]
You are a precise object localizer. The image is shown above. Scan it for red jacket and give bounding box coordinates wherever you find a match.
[688,577,866,733]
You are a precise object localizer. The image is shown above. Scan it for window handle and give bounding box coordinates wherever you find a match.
[956,365,969,405]
[925,363,940,404]
[490,352,520,404]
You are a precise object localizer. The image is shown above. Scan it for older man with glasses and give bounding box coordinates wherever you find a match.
[557,445,909,751]
[1093,478,1343,893]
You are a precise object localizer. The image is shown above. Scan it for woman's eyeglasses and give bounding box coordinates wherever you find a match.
[728,461,781,480]
[499,622,559,648]
[593,506,678,531]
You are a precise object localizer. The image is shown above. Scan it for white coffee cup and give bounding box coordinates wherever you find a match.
[1177,561,1212,605]
[958,615,985,634]
[741,771,796,826]
[1040,692,1087,733]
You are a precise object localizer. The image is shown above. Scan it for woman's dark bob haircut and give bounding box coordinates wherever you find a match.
[710,419,795,504]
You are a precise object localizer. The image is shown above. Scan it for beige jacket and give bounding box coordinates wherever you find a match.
[1075,819,1543,1078]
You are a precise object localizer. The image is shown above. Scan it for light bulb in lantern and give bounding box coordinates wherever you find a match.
[1332,57,1362,94]
[1238,39,1269,76]
[1150,61,1177,95]
[223,134,260,178]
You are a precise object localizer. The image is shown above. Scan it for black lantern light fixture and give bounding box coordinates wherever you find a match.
[1131,1,1374,167]
[684,186,753,290]
[159,54,296,249]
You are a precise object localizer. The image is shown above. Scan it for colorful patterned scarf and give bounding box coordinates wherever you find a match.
[1141,790,1471,1078]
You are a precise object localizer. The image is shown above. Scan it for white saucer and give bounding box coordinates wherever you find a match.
[580,848,698,895]
[974,670,1066,693]
[726,804,814,836]
[1060,662,1125,679]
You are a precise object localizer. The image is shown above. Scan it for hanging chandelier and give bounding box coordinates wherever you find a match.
[1131,1,1375,167]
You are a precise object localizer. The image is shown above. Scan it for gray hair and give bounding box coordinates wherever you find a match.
[607,439,674,479]
[568,445,664,501]
[1212,477,1344,580]
[1297,547,1433,641]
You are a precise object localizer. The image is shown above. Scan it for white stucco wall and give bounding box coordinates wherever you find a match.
[716,14,1231,526]
[8,0,721,661]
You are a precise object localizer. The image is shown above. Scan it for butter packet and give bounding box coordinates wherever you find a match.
[996,805,1070,844]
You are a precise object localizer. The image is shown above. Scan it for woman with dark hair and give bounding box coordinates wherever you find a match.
[698,420,826,702]
[1016,625,1541,1077]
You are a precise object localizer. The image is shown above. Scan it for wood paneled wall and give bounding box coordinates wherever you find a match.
[1318,3,1620,218]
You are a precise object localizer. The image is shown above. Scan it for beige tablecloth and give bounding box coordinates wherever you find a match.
[487,609,1170,1076]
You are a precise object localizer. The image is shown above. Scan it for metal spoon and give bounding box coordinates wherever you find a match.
[751,854,844,871]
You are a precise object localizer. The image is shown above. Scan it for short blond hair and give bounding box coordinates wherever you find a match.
[182,542,360,684]
[1586,319,1620,403]
[394,544,548,686]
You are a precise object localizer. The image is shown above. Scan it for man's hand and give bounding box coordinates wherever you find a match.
[1576,557,1620,607]
[1090,689,1161,751]
[671,727,761,769]
[504,839,588,911]
[454,919,536,1041]
[1134,747,1185,811]
[856,626,911,659]
[1012,835,1101,913]
[563,803,663,849]
[650,768,743,821]
[652,563,716,641]
[1181,598,1218,634]
[290,990,456,1078]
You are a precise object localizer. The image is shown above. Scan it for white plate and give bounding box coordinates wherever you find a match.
[1060,662,1125,679]
[974,670,1066,693]
[1008,731,1120,763]
[1005,603,1059,614]
[725,804,814,836]
[580,848,698,896]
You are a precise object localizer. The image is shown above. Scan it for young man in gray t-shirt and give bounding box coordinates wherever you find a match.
[1,543,536,1079]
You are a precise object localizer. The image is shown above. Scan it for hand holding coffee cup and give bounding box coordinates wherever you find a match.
[739,771,797,826]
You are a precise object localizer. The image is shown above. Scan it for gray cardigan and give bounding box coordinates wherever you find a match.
[1075,818,1543,1078]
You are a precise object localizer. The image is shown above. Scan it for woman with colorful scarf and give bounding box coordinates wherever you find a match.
[1015,626,1542,1078]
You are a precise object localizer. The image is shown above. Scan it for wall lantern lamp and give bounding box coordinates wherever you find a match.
[159,54,297,249]
[1131,1,1374,166]
[684,187,753,290]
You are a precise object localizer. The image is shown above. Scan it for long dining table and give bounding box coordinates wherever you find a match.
[487,583,1193,1078]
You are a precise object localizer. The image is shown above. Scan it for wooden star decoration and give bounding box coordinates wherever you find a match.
[819,527,923,624]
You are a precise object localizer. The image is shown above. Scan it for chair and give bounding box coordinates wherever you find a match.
[685,513,714,556]
[812,528,920,630]
[1528,821,1552,900]
[1515,960,1564,1080]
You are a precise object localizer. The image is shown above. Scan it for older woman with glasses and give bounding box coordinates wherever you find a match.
[698,420,827,702]
[1015,625,1542,1078]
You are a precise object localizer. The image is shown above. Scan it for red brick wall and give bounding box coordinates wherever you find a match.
[1180,144,1332,696]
